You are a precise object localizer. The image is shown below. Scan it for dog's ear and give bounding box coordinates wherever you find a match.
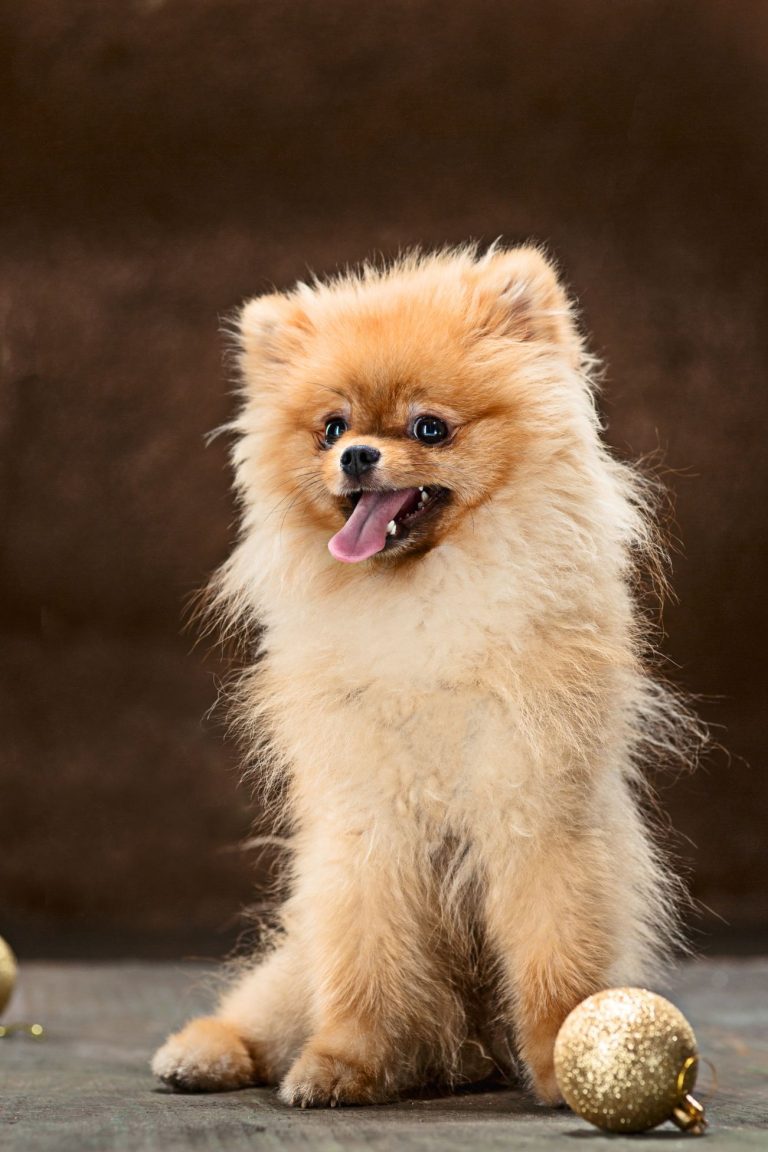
[469,247,579,355]
[238,291,314,387]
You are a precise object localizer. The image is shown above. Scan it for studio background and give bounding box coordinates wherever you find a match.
[2,0,766,958]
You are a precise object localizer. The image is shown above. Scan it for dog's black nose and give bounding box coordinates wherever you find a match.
[340,444,381,477]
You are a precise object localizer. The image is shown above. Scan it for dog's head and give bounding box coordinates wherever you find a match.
[234,246,585,567]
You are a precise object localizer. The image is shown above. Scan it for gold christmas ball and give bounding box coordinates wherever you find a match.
[554,987,702,1134]
[0,936,18,1015]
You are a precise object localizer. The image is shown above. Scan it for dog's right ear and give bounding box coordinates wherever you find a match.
[238,292,314,387]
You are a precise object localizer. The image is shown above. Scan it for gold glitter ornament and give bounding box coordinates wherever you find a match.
[554,987,707,1135]
[0,936,18,1015]
[0,937,43,1039]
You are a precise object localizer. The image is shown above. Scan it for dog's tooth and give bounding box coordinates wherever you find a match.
[420,490,429,504]
[386,520,397,535]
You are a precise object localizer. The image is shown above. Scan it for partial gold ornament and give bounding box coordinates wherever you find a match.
[554,987,707,1135]
[0,935,17,1014]
[0,935,44,1039]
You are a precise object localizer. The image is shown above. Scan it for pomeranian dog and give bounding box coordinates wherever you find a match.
[152,245,696,1107]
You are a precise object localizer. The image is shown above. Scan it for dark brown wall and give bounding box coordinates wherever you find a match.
[2,0,766,956]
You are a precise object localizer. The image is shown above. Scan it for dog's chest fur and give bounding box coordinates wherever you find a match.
[265,592,561,845]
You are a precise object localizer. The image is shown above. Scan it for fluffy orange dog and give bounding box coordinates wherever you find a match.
[152,245,694,1107]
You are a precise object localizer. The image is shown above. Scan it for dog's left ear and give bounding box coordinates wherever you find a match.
[238,291,315,391]
[469,247,579,356]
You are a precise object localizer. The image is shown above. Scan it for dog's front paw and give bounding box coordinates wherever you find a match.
[279,1044,390,1108]
[152,1017,258,1092]
[530,1063,564,1106]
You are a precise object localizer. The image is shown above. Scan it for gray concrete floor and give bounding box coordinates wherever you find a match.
[1,959,766,1150]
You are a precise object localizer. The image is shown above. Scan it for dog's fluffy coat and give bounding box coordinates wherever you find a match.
[152,246,694,1107]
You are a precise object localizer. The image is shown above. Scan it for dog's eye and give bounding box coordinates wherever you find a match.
[413,415,449,444]
[324,417,348,444]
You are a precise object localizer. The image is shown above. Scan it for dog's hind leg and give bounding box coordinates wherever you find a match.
[152,935,309,1091]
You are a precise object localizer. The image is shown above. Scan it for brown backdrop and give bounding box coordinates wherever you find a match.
[2,0,766,956]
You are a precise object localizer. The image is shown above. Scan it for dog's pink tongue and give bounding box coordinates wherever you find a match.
[329,489,417,563]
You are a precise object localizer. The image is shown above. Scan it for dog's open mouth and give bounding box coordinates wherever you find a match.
[329,486,449,563]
